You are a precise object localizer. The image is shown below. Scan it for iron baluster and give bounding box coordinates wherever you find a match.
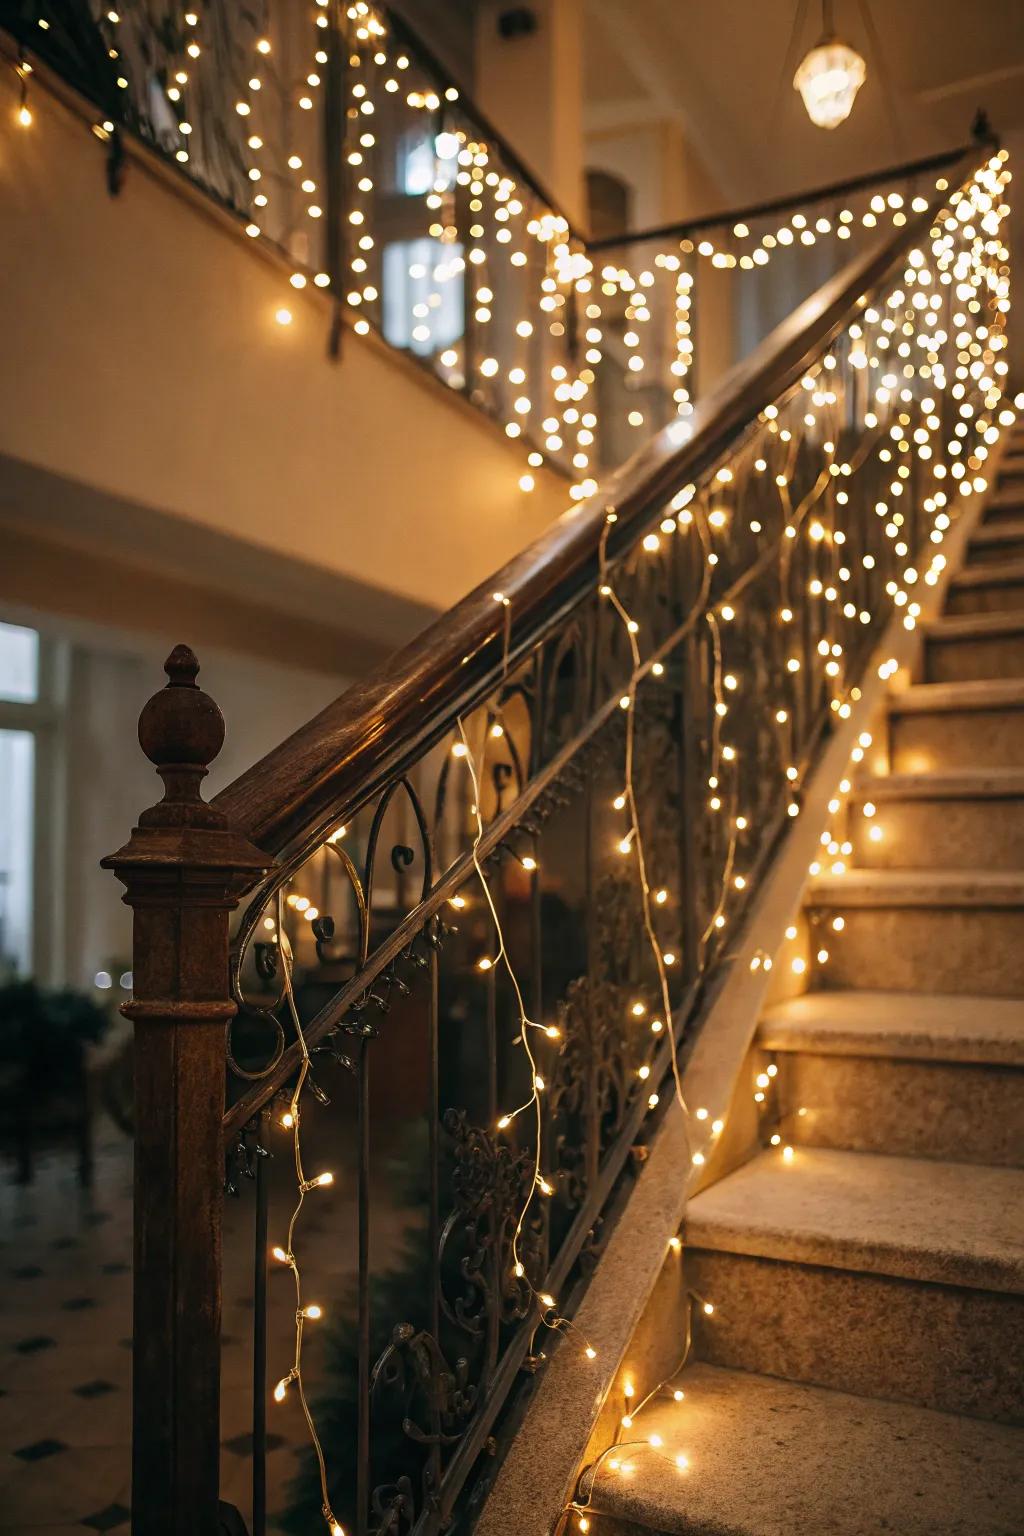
[252,1112,270,1536]
[357,1035,372,1536]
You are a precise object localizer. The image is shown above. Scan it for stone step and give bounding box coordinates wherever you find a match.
[758,991,1024,1166]
[946,555,1024,614]
[888,677,1024,772]
[984,488,1024,524]
[847,768,1024,867]
[967,518,1024,564]
[922,608,1024,683]
[805,868,1024,995]
[585,1364,1024,1536]
[686,1145,1024,1291]
[682,1148,1024,1420]
[760,989,1024,1064]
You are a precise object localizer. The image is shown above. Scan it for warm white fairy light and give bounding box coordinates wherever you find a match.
[558,1288,711,1533]
[450,596,598,1364]
[47,1,996,500]
[44,35,997,1514]
[268,888,345,1536]
[547,149,1010,1534]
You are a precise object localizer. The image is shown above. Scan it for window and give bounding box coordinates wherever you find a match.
[0,621,67,981]
[0,622,39,703]
[382,237,464,357]
[398,127,458,198]
[586,169,632,245]
[0,729,34,975]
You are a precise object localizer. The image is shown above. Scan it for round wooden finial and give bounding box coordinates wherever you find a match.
[136,647,226,826]
[163,643,201,689]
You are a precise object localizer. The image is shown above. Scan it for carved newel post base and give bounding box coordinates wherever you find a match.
[102,646,271,1536]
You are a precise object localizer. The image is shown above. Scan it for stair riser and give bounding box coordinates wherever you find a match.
[848,796,1024,870]
[808,906,1024,996]
[924,633,1024,682]
[772,1052,1024,1166]
[685,1249,1024,1422]
[984,501,1024,525]
[946,580,1024,615]
[967,536,1024,564]
[890,707,1024,771]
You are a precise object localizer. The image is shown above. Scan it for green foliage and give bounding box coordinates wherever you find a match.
[0,978,109,1091]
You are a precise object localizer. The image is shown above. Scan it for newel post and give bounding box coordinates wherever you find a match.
[103,646,271,1536]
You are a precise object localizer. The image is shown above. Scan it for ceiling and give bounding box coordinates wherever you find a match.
[583,0,1024,217]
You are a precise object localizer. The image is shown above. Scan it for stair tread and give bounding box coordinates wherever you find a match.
[851,767,1024,800]
[807,866,1024,906]
[971,518,1024,544]
[949,554,1024,588]
[685,1147,1024,1291]
[587,1364,1024,1536]
[759,989,1024,1064]
[887,676,1024,713]
[923,607,1024,641]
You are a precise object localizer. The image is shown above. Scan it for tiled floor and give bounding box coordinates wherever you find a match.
[0,1129,135,1533]
[0,1118,415,1532]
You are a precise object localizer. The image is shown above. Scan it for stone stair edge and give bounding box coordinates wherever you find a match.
[807,867,1024,907]
[583,1364,1024,1536]
[887,676,1024,713]
[949,554,1024,588]
[849,767,1024,800]
[758,989,1024,1064]
[683,1145,1024,1293]
[922,607,1024,640]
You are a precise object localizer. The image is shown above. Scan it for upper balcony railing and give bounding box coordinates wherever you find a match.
[104,141,1013,1536]
[2,0,990,493]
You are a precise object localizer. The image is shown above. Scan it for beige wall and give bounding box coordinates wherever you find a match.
[475,0,586,229]
[586,118,724,233]
[2,600,347,991]
[0,66,569,629]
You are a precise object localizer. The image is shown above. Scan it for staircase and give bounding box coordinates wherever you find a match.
[582,445,1024,1532]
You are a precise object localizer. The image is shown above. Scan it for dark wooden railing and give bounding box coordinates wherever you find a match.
[105,142,1010,1536]
[214,155,974,860]
[586,138,981,251]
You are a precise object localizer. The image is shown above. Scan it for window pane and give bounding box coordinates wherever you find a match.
[0,622,39,703]
[0,729,34,976]
[382,237,464,357]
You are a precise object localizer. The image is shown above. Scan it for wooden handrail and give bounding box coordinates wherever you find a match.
[213,147,984,857]
[586,139,978,252]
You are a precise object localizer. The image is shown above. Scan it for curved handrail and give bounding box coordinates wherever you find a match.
[586,138,976,251]
[213,146,984,858]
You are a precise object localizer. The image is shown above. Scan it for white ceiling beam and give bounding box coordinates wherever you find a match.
[587,0,766,203]
[915,62,1024,106]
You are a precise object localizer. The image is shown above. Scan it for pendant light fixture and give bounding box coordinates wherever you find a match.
[794,0,867,129]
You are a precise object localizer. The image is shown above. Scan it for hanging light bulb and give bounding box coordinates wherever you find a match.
[794,1,866,129]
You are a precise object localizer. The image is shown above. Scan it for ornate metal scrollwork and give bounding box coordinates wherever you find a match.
[439,1109,539,1336]
[227,775,435,1081]
[546,973,638,1211]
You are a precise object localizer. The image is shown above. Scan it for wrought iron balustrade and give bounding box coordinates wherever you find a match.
[2,0,616,480]
[2,0,984,493]
[103,143,1011,1536]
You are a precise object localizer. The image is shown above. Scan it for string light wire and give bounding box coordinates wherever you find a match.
[454,595,596,1358]
[271,889,345,1536]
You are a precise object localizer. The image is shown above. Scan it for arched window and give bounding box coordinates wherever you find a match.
[586,168,632,242]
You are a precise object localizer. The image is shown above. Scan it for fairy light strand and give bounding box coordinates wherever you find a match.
[454,596,597,1358]
[270,888,345,1536]
[598,518,689,1114]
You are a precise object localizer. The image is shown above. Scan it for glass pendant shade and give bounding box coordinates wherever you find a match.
[794,38,867,129]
